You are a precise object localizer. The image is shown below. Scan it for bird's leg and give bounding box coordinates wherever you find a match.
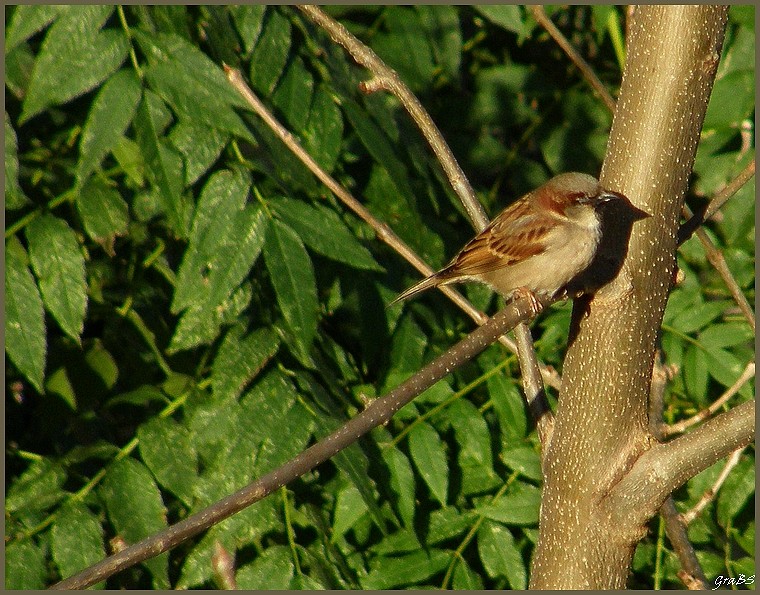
[512,286,543,317]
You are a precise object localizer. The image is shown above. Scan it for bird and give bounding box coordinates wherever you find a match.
[391,172,635,308]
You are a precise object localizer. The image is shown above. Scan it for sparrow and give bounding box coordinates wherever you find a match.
[391,172,635,307]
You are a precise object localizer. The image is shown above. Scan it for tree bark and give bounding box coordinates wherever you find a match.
[530,6,729,589]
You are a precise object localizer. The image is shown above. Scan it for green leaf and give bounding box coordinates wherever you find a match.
[172,169,258,312]
[230,5,266,55]
[415,6,462,82]
[487,362,528,442]
[212,325,280,400]
[5,238,46,393]
[168,121,229,186]
[236,546,294,590]
[476,6,526,36]
[85,340,119,390]
[501,446,542,482]
[303,85,344,172]
[452,557,485,590]
[362,549,451,589]
[6,459,66,515]
[372,7,435,92]
[332,483,369,540]
[269,197,383,271]
[263,219,319,357]
[51,502,106,589]
[134,93,188,236]
[670,299,728,334]
[704,69,754,129]
[684,345,708,401]
[342,98,416,203]
[272,56,314,132]
[408,421,448,506]
[26,214,87,344]
[100,458,169,588]
[138,417,198,506]
[477,520,527,588]
[46,366,76,410]
[76,178,130,255]
[76,68,142,186]
[169,282,253,353]
[717,458,754,527]
[5,112,29,210]
[6,5,68,51]
[20,6,129,123]
[249,9,291,95]
[448,398,493,468]
[6,539,47,590]
[247,401,316,478]
[382,446,416,528]
[304,373,390,534]
[135,31,253,140]
[476,482,540,525]
[698,323,754,350]
[193,204,268,312]
[385,314,428,390]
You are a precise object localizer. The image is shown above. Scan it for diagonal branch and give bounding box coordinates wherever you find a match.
[50,302,535,590]
[297,4,488,231]
[529,5,617,113]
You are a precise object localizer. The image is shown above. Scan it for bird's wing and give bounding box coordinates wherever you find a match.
[440,200,554,278]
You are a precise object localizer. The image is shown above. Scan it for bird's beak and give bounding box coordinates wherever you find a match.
[599,190,651,220]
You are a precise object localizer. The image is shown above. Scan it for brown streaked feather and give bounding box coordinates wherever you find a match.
[440,198,554,278]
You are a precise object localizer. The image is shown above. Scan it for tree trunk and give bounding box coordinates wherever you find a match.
[530,6,729,589]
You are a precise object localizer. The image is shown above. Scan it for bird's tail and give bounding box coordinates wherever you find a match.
[389,272,447,306]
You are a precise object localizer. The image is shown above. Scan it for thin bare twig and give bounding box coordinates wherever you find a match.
[664,361,755,436]
[704,157,755,221]
[529,6,617,113]
[297,4,488,231]
[513,323,554,447]
[648,351,678,438]
[660,498,708,589]
[680,447,746,525]
[682,203,756,330]
[50,303,534,590]
[678,158,756,245]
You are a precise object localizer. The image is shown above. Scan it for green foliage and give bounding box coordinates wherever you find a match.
[5,5,753,589]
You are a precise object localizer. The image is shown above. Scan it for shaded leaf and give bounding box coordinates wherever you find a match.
[477,520,527,588]
[212,325,280,400]
[138,417,198,506]
[26,214,87,343]
[362,549,450,589]
[51,503,106,589]
[408,421,448,505]
[76,178,130,255]
[76,68,143,185]
[269,197,383,271]
[6,540,47,589]
[6,5,68,51]
[5,112,29,210]
[133,93,188,236]
[249,9,291,95]
[100,458,169,588]
[263,220,319,357]
[21,6,129,123]
[5,238,46,392]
